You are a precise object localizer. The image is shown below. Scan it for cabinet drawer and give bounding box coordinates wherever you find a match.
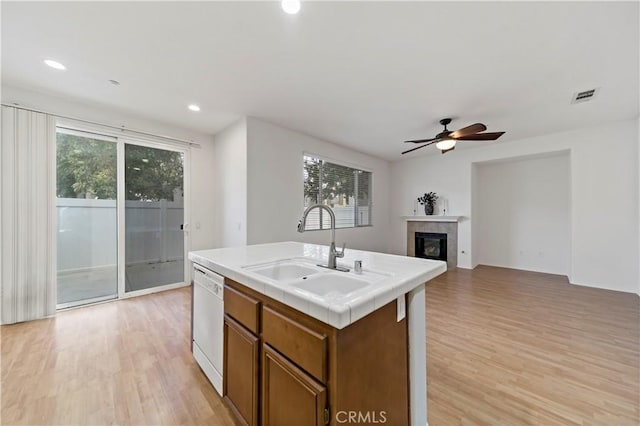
[224,283,260,334]
[262,306,327,383]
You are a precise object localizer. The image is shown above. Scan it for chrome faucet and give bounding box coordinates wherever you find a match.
[297,204,349,272]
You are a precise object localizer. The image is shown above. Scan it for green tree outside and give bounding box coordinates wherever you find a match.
[56,132,183,201]
[303,156,371,205]
[125,144,183,201]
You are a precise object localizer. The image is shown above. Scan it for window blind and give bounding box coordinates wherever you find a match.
[303,155,372,230]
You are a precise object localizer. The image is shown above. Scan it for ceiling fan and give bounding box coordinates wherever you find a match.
[402,118,505,155]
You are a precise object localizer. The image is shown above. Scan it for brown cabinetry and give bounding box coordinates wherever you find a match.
[223,315,259,426]
[262,343,327,426]
[262,306,327,383]
[221,278,409,426]
[224,285,260,334]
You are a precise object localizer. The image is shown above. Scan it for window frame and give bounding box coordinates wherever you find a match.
[302,153,373,231]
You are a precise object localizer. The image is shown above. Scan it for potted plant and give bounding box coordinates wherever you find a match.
[417,192,438,215]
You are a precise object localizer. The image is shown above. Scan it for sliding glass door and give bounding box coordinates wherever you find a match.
[124,144,185,293]
[55,126,188,308]
[56,129,118,307]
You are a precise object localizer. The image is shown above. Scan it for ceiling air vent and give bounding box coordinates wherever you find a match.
[571,88,599,104]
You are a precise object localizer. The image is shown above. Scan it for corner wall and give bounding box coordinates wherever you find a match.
[245,117,391,253]
[390,119,639,294]
[211,118,248,248]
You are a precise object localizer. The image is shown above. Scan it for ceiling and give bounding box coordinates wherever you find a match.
[2,1,638,160]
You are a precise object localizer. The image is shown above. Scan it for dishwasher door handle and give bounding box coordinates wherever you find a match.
[193,265,225,287]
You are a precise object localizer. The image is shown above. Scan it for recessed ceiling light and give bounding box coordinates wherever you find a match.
[141,158,149,163]
[188,104,201,112]
[44,59,66,70]
[133,167,141,171]
[281,0,301,14]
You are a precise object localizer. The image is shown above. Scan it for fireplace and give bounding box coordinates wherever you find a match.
[415,232,447,262]
[406,219,458,269]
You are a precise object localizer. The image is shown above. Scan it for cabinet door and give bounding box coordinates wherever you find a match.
[262,344,327,426]
[224,315,259,426]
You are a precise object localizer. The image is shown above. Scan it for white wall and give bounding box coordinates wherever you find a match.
[474,152,570,275]
[637,4,640,297]
[190,142,218,251]
[391,150,475,264]
[2,85,218,252]
[246,117,391,253]
[211,118,248,247]
[390,119,639,294]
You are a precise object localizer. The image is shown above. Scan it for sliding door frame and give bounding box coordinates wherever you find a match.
[54,126,119,309]
[56,119,191,305]
[117,135,191,299]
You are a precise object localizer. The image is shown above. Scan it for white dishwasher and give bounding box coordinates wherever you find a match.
[192,264,224,396]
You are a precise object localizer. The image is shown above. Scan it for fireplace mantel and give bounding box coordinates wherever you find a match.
[402,216,463,223]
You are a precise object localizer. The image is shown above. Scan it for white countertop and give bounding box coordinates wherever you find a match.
[189,242,446,329]
[402,215,463,222]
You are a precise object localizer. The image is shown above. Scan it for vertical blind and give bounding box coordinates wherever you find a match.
[1,106,57,324]
[303,155,372,230]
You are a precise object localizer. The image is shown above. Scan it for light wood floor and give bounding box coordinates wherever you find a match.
[426,266,639,426]
[1,288,236,426]
[1,266,638,425]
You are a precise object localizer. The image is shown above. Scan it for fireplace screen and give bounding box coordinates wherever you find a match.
[415,232,447,261]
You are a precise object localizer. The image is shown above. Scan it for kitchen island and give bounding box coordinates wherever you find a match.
[189,242,446,426]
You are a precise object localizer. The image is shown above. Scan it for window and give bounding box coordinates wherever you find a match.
[303,155,372,230]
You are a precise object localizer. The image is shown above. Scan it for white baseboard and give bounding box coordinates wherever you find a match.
[568,278,638,295]
[467,264,637,295]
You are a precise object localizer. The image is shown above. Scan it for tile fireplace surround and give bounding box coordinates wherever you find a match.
[405,217,460,269]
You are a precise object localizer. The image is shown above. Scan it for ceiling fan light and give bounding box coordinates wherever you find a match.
[281,0,301,14]
[436,139,456,150]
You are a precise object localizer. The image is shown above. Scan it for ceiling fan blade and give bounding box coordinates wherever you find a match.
[404,138,437,144]
[401,142,436,155]
[453,132,505,141]
[449,123,487,139]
